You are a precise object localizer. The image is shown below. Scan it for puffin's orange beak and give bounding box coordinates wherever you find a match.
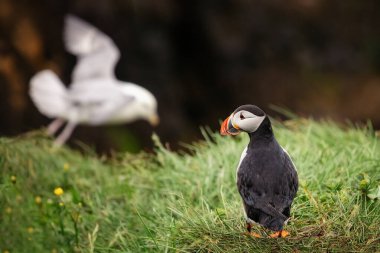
[220,114,240,136]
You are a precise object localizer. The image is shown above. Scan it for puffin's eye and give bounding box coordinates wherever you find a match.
[240,113,245,120]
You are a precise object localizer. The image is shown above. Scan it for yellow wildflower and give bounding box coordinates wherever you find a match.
[5,207,12,214]
[27,227,34,233]
[54,187,64,196]
[35,196,42,204]
[11,175,16,183]
[63,163,70,171]
[4,250,10,253]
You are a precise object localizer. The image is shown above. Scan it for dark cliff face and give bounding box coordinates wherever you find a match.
[1,0,380,152]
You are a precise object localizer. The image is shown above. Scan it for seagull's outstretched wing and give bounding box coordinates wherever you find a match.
[69,82,134,125]
[30,70,68,118]
[64,15,120,82]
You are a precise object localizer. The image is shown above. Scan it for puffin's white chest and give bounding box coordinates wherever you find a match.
[236,147,248,179]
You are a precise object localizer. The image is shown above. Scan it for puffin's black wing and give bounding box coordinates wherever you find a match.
[237,146,298,228]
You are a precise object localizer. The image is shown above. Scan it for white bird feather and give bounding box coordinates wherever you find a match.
[30,15,159,147]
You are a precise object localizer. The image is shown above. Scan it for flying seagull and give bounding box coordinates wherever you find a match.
[220,105,298,238]
[30,15,159,147]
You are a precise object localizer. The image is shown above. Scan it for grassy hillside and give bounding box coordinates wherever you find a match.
[1,119,380,253]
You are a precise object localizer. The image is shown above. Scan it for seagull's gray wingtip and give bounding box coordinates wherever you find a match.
[65,14,74,19]
[64,14,80,25]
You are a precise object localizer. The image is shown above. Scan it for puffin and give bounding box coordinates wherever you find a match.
[29,15,159,147]
[220,105,298,238]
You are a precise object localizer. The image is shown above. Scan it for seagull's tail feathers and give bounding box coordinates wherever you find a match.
[30,70,68,118]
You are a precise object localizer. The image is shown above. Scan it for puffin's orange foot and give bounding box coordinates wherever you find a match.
[250,232,262,238]
[244,232,262,238]
[269,230,290,238]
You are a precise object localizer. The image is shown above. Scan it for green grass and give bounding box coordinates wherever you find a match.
[1,119,380,252]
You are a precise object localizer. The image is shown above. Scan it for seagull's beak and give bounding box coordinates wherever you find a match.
[220,114,240,136]
[149,114,160,126]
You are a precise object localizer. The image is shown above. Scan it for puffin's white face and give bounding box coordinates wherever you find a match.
[231,110,265,133]
[221,109,265,135]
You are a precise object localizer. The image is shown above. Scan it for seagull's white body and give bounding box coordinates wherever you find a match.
[29,15,158,146]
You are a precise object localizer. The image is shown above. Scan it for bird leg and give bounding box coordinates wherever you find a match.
[269,230,290,238]
[47,118,65,135]
[246,222,252,233]
[53,122,76,147]
[245,222,261,238]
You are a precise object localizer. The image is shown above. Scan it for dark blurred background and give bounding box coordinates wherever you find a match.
[1,0,380,152]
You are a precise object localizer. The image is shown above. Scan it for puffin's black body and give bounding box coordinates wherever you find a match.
[221,105,298,233]
[238,117,298,231]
